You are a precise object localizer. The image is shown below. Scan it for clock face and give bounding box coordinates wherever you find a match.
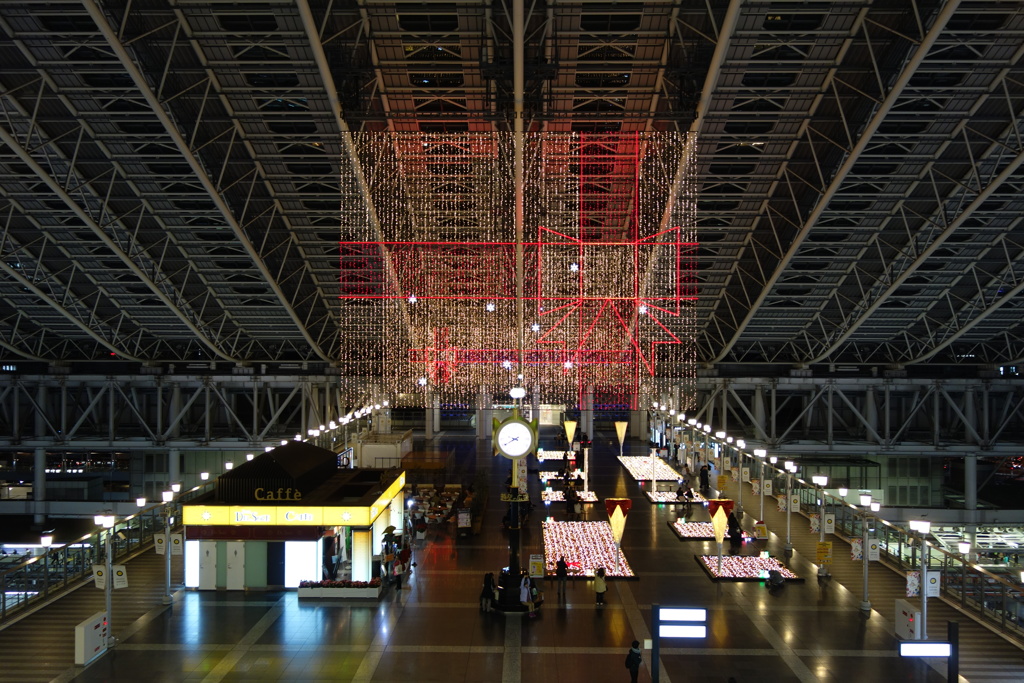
[496,420,534,459]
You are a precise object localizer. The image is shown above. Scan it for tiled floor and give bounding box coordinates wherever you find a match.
[2,430,1023,682]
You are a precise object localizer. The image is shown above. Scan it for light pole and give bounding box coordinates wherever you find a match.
[812,474,829,577]
[910,519,931,639]
[94,513,116,648]
[784,461,796,552]
[40,531,53,597]
[754,449,767,521]
[161,484,179,605]
[859,493,873,612]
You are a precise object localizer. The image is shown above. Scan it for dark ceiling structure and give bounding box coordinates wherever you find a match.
[1,0,1022,373]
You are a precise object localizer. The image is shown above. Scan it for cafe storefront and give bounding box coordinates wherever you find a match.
[181,441,405,590]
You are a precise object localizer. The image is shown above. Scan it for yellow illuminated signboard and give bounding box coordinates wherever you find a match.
[183,472,406,527]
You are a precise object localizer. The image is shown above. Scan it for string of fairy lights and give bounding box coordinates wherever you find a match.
[338,132,698,410]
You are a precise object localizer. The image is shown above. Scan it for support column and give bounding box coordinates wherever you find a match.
[865,386,878,444]
[35,383,47,438]
[33,446,46,526]
[477,386,491,440]
[753,384,766,440]
[964,454,978,513]
[583,385,594,442]
[169,448,180,488]
[169,383,182,439]
[425,392,434,440]
[963,388,977,444]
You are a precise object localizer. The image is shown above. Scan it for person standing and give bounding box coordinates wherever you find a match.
[625,640,642,683]
[392,556,405,590]
[556,556,568,599]
[593,566,607,606]
[480,572,496,612]
[699,464,710,493]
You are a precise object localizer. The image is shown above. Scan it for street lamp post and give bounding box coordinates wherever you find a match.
[754,449,767,521]
[859,493,873,612]
[161,486,178,605]
[784,462,796,552]
[40,532,53,598]
[94,513,115,648]
[811,474,829,577]
[910,519,931,639]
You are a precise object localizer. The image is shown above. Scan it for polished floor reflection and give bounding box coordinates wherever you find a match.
[1,430,1021,682]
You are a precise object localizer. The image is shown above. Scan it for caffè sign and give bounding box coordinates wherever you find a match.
[255,487,303,501]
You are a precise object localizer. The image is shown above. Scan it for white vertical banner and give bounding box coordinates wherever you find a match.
[171,533,184,555]
[155,535,166,555]
[741,467,750,482]
[92,565,106,589]
[925,571,940,597]
[763,480,773,495]
[867,539,880,561]
[823,514,835,534]
[789,494,799,512]
[112,565,128,589]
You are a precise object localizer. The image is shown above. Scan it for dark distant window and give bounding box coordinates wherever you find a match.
[419,122,469,133]
[946,14,1009,31]
[723,121,774,135]
[409,73,464,87]
[571,121,621,132]
[877,121,928,135]
[217,14,278,32]
[146,162,191,175]
[117,121,165,135]
[303,200,337,211]
[580,15,642,32]
[287,162,333,175]
[741,72,796,88]
[81,73,134,88]
[268,121,318,134]
[762,14,824,31]
[398,12,459,32]
[732,98,784,112]
[40,15,97,32]
[232,45,290,62]
[245,73,300,88]
[909,72,964,88]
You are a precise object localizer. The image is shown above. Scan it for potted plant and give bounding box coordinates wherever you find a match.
[297,577,383,599]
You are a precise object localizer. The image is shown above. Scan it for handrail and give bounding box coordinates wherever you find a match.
[0,481,214,627]
[753,462,1024,645]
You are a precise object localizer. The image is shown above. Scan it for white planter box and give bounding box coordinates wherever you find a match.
[298,585,382,599]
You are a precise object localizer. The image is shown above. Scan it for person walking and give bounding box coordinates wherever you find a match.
[699,464,710,493]
[556,556,568,599]
[392,556,405,590]
[593,566,607,606]
[625,640,642,683]
[519,572,532,612]
[480,572,496,612]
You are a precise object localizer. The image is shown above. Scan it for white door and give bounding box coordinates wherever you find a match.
[198,541,217,590]
[226,541,245,590]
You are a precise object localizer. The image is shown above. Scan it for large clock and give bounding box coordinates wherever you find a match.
[493,416,536,459]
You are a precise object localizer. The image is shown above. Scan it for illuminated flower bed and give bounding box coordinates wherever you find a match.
[542,489,598,503]
[618,456,681,481]
[696,555,801,582]
[645,491,708,505]
[542,521,634,578]
[668,521,750,540]
[537,449,567,462]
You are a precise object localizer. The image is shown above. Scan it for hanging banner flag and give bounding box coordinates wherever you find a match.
[823,514,836,534]
[763,481,773,496]
[741,467,750,482]
[925,571,940,597]
[604,498,632,544]
[92,565,106,589]
[112,565,128,589]
[906,571,920,597]
[777,496,787,512]
[789,494,799,512]
[850,538,863,561]
[750,479,760,495]
[171,533,184,555]
[155,535,167,555]
[868,539,880,561]
[809,513,820,532]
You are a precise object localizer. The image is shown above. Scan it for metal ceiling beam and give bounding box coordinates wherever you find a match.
[714,0,962,364]
[81,0,333,365]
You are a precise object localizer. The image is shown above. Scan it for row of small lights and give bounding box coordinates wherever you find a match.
[650,401,884,512]
[651,402,1010,567]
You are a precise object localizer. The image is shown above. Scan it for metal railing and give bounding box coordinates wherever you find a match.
[748,460,1024,645]
[0,482,213,627]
